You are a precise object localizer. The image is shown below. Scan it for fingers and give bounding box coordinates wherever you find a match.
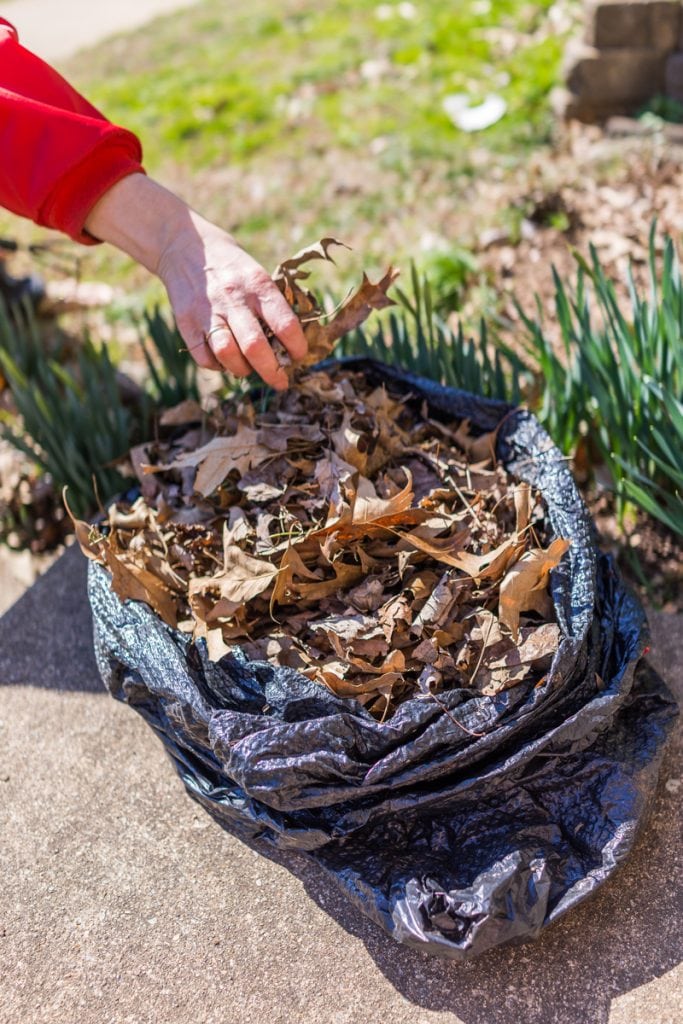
[165,241,307,388]
[205,322,252,378]
[227,306,289,390]
[256,287,308,361]
[184,335,222,372]
[186,306,299,388]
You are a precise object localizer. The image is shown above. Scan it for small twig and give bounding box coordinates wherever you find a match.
[512,453,572,470]
[469,613,494,689]
[91,473,105,518]
[449,477,485,527]
[405,444,484,526]
[428,690,487,738]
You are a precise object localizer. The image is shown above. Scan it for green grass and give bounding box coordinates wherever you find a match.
[0,305,200,517]
[518,227,683,535]
[340,261,524,403]
[51,0,570,302]
[73,1,564,172]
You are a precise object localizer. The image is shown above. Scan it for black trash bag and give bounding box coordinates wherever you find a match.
[88,358,678,960]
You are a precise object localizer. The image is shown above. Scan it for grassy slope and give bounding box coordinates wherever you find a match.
[74,0,562,168]
[52,0,567,302]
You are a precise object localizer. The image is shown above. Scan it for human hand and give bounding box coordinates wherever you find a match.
[84,174,307,389]
[157,220,307,388]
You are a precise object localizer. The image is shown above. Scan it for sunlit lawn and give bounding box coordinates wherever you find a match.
[75,0,563,169]
[2,1,574,312]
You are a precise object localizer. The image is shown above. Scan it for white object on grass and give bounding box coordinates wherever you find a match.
[442,93,507,132]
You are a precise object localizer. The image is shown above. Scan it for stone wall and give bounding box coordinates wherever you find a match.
[564,1,683,121]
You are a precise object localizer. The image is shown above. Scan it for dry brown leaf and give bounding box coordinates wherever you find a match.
[224,508,252,546]
[294,560,364,602]
[412,638,439,664]
[447,536,524,582]
[205,626,232,662]
[477,623,560,695]
[129,444,159,500]
[159,399,204,426]
[399,527,515,579]
[310,613,385,645]
[70,515,106,562]
[320,670,402,698]
[105,548,179,628]
[331,411,368,473]
[499,538,570,640]
[106,498,150,531]
[452,421,497,463]
[486,622,560,670]
[412,572,459,635]
[378,593,412,640]
[271,542,322,608]
[190,545,278,607]
[272,237,348,312]
[433,622,466,646]
[314,450,357,506]
[148,428,276,497]
[273,239,399,370]
[300,267,400,366]
[467,609,504,648]
[346,578,385,612]
[351,470,413,524]
[353,648,405,673]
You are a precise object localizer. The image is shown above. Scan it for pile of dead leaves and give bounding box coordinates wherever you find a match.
[74,241,569,721]
[75,371,569,720]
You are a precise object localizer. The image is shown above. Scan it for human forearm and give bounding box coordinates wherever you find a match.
[84,173,195,274]
[0,17,306,389]
[85,174,307,388]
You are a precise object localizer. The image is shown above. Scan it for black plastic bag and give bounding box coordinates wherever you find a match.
[88,359,678,960]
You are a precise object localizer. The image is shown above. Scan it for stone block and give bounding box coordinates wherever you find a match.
[586,2,650,48]
[586,1,680,52]
[649,1,680,50]
[566,42,666,103]
[665,50,683,100]
[664,119,683,141]
[560,90,634,123]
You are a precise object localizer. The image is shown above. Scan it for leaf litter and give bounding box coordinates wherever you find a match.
[73,241,569,721]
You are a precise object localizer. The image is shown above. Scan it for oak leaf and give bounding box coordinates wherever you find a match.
[148,428,276,497]
[189,545,278,607]
[498,538,570,640]
[301,268,400,366]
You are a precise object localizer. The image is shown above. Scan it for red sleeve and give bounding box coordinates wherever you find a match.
[0,18,145,244]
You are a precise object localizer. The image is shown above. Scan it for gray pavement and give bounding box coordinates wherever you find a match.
[4,0,202,63]
[0,548,681,1024]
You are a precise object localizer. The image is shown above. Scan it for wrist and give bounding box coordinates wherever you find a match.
[84,174,194,275]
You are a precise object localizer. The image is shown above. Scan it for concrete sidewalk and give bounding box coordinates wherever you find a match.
[0,547,681,1024]
[4,0,201,62]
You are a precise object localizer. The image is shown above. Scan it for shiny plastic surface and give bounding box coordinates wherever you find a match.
[88,360,678,959]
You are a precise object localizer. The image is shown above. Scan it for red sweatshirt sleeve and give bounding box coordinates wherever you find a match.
[0,18,145,244]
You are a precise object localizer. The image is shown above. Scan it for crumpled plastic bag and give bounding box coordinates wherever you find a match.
[88,358,678,960]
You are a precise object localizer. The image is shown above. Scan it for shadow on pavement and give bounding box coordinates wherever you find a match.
[258,720,681,1024]
[245,621,682,1024]
[0,544,101,691]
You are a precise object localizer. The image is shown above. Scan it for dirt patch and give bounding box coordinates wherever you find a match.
[470,125,683,336]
